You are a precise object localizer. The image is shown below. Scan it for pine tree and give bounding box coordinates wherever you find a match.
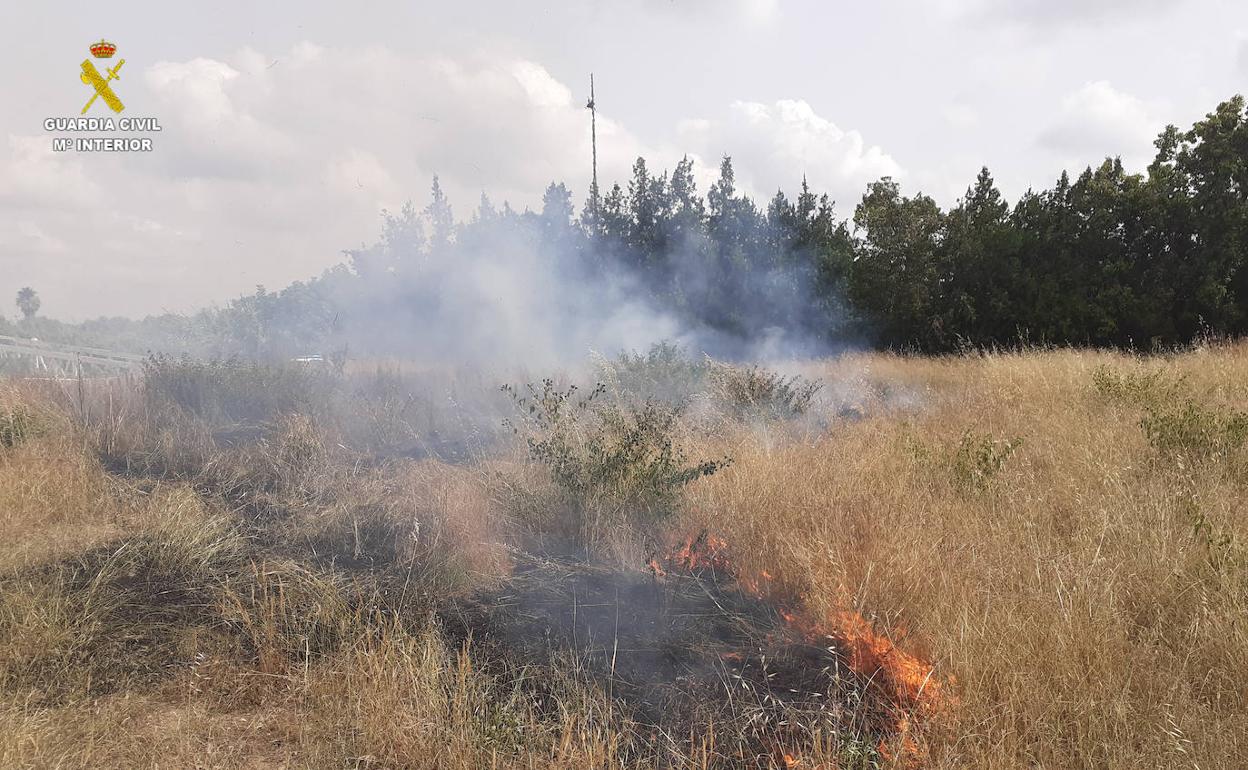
[425,175,454,254]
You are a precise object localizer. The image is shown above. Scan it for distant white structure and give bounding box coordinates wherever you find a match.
[0,335,144,377]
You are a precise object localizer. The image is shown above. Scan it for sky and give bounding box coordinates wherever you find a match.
[1,0,1246,320]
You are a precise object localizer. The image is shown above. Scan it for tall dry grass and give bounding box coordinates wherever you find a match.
[0,346,1246,768]
[682,346,1248,768]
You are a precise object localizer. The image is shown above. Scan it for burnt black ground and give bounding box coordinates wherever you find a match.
[438,552,896,767]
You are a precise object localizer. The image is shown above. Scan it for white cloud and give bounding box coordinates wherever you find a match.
[0,220,67,256]
[740,0,781,22]
[0,135,104,210]
[1009,0,1173,23]
[0,39,905,319]
[678,99,902,206]
[324,148,400,202]
[0,44,663,318]
[943,103,980,130]
[636,0,780,21]
[510,61,574,109]
[145,58,240,123]
[943,0,1178,27]
[1038,81,1162,170]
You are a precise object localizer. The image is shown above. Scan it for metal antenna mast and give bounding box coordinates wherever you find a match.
[586,73,599,228]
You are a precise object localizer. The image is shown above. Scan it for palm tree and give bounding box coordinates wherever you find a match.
[15,287,40,320]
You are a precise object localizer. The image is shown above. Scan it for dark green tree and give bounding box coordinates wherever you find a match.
[940,167,1018,345]
[1172,96,1248,334]
[851,179,946,348]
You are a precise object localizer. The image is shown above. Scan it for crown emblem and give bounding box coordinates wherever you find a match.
[90,39,117,59]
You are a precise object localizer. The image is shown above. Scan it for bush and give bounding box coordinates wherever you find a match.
[595,345,824,422]
[951,430,1022,492]
[503,379,728,542]
[593,341,708,405]
[1141,397,1248,461]
[706,360,822,419]
[1092,365,1248,463]
[1091,365,1186,409]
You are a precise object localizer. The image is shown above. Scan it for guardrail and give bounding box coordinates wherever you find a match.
[0,335,145,372]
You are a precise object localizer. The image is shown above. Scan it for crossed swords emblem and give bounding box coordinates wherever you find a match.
[80,58,126,114]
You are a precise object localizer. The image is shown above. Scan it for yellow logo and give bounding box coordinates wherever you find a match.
[80,40,124,114]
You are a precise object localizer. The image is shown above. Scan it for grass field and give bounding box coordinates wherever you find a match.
[1,344,1246,769]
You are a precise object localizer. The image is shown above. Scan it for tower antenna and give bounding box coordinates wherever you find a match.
[586,73,599,231]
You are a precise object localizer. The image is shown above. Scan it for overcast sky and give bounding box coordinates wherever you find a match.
[2,0,1246,319]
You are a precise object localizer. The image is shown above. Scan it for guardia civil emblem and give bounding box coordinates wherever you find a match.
[80,39,125,114]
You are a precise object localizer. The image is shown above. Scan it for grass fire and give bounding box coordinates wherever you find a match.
[5,8,1248,765]
[2,344,1247,768]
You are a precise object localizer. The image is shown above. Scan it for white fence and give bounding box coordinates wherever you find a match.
[0,335,145,377]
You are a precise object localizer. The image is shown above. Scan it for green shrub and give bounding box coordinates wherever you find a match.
[1091,365,1186,408]
[1140,397,1248,460]
[951,430,1022,492]
[706,360,822,419]
[593,341,708,405]
[595,344,822,421]
[503,379,728,534]
[1092,364,1248,465]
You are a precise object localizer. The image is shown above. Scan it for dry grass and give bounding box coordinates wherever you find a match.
[1,346,1247,768]
[682,346,1248,768]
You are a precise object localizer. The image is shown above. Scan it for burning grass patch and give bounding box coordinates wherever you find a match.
[440,532,952,768]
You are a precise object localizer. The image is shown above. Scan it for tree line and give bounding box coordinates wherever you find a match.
[7,94,1247,359]
[569,93,1248,352]
[323,93,1248,356]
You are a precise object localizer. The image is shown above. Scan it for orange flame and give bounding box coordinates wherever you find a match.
[658,530,954,766]
[831,609,944,707]
[668,531,733,574]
